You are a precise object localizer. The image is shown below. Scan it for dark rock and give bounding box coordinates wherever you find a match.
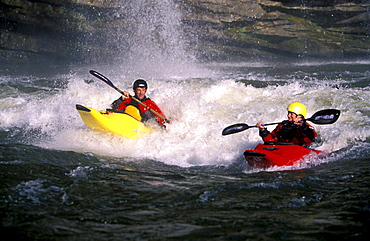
[0,0,369,65]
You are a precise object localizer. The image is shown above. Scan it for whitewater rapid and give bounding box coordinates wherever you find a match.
[1,61,369,169]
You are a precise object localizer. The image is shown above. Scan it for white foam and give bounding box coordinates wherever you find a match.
[1,64,369,168]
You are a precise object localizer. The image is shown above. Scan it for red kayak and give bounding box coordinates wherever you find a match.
[244,142,322,168]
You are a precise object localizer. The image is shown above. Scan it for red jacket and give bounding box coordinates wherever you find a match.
[112,96,168,127]
[259,121,318,147]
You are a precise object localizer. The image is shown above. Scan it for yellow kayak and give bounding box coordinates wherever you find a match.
[76,104,151,139]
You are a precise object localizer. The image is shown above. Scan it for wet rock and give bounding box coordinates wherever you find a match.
[0,0,369,65]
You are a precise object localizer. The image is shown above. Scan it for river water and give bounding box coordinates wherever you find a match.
[1,60,369,240]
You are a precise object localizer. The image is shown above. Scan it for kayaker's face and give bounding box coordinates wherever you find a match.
[287,111,296,121]
[287,112,303,124]
[134,87,147,100]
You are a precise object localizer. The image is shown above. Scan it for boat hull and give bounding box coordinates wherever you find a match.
[76,104,150,139]
[244,142,322,168]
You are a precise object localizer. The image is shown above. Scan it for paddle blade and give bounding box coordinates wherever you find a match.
[90,70,125,95]
[308,109,340,125]
[222,123,250,135]
[90,70,115,88]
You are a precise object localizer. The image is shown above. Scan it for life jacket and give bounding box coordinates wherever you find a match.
[117,96,167,127]
[261,121,318,147]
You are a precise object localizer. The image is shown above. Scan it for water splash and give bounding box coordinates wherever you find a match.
[112,0,198,78]
[1,62,369,168]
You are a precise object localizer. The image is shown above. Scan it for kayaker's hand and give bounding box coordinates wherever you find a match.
[293,115,304,125]
[121,91,130,100]
[163,119,172,126]
[257,122,265,129]
[105,108,114,114]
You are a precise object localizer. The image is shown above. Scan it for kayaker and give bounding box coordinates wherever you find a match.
[109,79,172,128]
[256,102,317,147]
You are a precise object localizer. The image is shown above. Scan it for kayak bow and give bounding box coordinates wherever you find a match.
[76,104,150,139]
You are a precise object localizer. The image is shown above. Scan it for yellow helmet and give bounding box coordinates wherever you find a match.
[287,102,307,117]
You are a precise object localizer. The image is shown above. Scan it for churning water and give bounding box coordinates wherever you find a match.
[1,60,369,240]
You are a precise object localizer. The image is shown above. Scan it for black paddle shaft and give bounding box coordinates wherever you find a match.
[89,70,124,94]
[222,109,340,136]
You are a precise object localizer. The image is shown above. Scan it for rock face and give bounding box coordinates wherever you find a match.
[1,0,369,65]
[0,0,119,65]
[182,0,370,60]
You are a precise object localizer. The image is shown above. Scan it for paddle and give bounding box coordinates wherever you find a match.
[89,70,171,123]
[222,109,341,136]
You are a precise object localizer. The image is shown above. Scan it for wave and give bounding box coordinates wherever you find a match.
[0,63,369,167]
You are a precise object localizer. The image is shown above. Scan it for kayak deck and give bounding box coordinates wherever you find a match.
[244,142,322,168]
[76,104,150,139]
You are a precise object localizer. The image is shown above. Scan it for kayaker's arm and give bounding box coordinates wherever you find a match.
[258,122,287,143]
[257,122,270,137]
[259,127,270,138]
[298,122,317,142]
[142,100,172,127]
[111,96,124,110]
[110,91,131,110]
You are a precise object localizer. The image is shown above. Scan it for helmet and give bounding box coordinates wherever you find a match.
[133,79,148,89]
[287,102,307,117]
